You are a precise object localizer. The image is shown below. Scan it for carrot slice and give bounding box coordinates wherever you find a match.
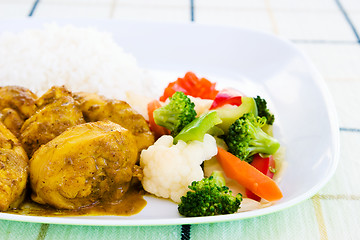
[216,147,283,201]
[147,100,170,139]
[245,154,276,201]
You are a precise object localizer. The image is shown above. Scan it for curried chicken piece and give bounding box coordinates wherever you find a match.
[0,86,37,119]
[0,108,24,138]
[74,92,154,152]
[0,121,28,211]
[35,85,72,109]
[20,86,85,157]
[30,121,139,210]
[0,86,38,137]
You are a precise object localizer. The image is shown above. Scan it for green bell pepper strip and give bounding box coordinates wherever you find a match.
[215,96,258,134]
[173,111,222,144]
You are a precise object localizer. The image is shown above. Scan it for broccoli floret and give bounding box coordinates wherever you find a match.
[254,96,275,125]
[153,91,197,136]
[178,171,242,217]
[225,113,280,163]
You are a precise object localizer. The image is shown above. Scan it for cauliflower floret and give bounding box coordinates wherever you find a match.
[140,134,217,203]
[187,96,213,117]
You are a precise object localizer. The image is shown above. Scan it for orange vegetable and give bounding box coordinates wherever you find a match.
[216,147,283,202]
[147,100,170,139]
[246,154,276,201]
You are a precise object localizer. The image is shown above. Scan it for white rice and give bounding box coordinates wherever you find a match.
[0,24,151,100]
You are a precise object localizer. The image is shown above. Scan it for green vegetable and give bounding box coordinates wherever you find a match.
[173,111,222,144]
[206,126,224,137]
[224,112,280,163]
[215,96,258,134]
[153,91,197,137]
[254,96,275,125]
[178,171,242,217]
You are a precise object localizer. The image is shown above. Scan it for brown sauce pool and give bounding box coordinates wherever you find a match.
[7,182,147,217]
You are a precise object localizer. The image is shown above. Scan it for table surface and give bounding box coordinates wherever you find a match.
[1,1,359,239]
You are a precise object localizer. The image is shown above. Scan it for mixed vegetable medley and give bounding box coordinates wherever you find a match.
[140,72,283,217]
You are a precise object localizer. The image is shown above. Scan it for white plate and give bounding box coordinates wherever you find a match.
[0,19,340,226]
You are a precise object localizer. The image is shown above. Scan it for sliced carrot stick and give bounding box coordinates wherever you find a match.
[216,147,283,201]
[147,100,170,139]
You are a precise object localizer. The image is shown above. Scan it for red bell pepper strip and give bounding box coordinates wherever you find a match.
[159,72,219,101]
[210,89,243,110]
[159,81,188,102]
[245,154,276,201]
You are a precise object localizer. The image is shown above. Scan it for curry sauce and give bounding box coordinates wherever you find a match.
[7,182,147,217]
